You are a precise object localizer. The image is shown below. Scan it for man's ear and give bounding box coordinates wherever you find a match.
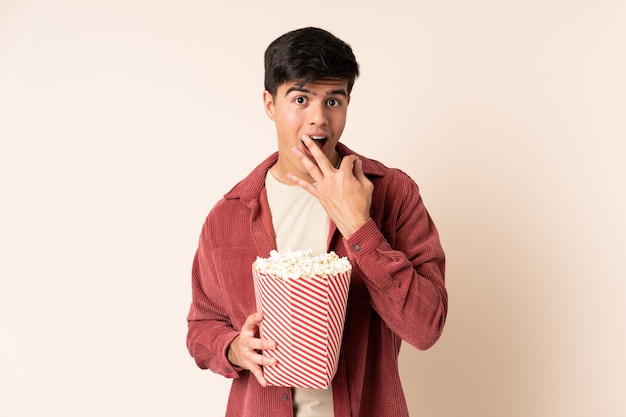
[263,90,275,120]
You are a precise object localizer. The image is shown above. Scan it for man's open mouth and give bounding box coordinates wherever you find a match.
[308,135,328,149]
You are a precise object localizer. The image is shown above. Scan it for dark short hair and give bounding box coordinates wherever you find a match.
[264,27,360,96]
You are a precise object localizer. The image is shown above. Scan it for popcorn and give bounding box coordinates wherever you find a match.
[254,249,352,279]
[252,249,352,389]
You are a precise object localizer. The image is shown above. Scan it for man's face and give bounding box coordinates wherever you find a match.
[264,79,350,184]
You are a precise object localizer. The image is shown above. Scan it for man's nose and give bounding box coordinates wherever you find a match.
[307,102,328,125]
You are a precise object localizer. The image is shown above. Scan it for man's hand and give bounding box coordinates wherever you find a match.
[228,311,277,387]
[288,135,373,239]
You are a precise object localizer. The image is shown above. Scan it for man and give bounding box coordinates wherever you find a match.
[187,27,447,417]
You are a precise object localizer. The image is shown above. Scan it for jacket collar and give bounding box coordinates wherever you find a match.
[224,142,385,205]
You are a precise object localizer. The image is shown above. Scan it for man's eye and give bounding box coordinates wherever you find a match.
[295,96,306,104]
[327,98,340,107]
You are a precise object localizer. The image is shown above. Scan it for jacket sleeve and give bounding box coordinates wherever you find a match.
[344,173,447,350]
[186,220,242,379]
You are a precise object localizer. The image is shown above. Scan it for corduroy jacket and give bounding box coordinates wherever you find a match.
[187,142,447,417]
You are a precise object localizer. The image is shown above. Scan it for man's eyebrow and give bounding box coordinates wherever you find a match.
[327,89,348,97]
[284,86,348,97]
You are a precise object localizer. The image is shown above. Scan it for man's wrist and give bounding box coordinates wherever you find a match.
[340,216,370,240]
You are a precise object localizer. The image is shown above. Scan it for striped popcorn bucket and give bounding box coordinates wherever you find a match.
[252,266,351,389]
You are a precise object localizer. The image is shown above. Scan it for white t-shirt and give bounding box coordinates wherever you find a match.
[265,171,335,417]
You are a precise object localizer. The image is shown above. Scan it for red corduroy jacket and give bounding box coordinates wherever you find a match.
[187,142,447,417]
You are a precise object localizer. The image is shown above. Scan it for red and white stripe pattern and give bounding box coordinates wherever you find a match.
[253,269,351,389]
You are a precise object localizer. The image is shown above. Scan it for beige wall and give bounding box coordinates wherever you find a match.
[1,1,624,416]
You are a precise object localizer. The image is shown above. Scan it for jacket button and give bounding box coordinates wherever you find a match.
[281,393,289,402]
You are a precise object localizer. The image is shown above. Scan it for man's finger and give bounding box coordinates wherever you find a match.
[352,158,366,179]
[241,311,263,330]
[246,336,276,352]
[248,364,268,387]
[301,135,334,171]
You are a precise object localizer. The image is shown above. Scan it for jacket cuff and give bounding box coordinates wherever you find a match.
[218,331,243,378]
[344,218,384,257]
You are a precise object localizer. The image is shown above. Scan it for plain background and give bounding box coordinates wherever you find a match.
[1,1,625,416]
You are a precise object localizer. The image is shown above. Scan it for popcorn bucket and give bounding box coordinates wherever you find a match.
[252,265,351,389]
